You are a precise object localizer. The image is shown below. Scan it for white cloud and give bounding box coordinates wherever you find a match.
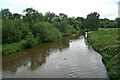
[0,0,118,20]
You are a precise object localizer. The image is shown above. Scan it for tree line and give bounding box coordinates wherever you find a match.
[1,8,120,55]
[2,8,83,45]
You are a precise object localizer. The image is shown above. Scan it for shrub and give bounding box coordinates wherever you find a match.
[24,32,38,48]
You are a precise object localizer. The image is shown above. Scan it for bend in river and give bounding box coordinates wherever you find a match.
[2,34,108,78]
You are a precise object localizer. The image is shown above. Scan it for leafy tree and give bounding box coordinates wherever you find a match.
[59,13,68,20]
[44,12,57,23]
[2,18,22,44]
[1,9,13,19]
[23,8,36,14]
[68,17,75,25]
[100,18,117,28]
[12,13,22,19]
[84,12,100,31]
[23,8,43,30]
[115,18,120,28]
[73,21,82,31]
[75,17,85,30]
[13,19,30,39]
[105,20,117,28]
[53,19,76,35]
[32,22,61,42]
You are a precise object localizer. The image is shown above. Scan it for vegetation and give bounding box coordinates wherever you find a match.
[1,7,120,79]
[84,12,100,31]
[1,8,119,55]
[1,8,84,55]
[87,28,120,80]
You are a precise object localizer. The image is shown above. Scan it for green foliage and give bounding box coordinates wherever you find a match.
[33,22,62,42]
[1,8,82,55]
[105,21,117,28]
[44,12,57,23]
[100,18,117,28]
[53,20,77,36]
[87,28,120,79]
[24,32,38,48]
[115,18,120,28]
[12,13,22,19]
[1,9,12,19]
[2,18,22,44]
[84,12,100,31]
[59,13,68,19]
[2,40,26,55]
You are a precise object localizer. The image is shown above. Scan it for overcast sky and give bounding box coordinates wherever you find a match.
[0,0,119,20]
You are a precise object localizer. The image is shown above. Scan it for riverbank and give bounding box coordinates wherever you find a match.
[2,32,81,55]
[87,28,120,79]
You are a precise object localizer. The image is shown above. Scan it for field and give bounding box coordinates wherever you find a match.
[87,28,120,79]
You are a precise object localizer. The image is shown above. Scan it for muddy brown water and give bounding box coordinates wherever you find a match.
[2,34,108,78]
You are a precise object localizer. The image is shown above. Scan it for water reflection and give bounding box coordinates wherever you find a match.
[84,32,92,50]
[2,34,108,78]
[2,35,76,74]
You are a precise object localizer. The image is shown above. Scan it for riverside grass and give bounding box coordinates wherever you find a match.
[87,28,120,79]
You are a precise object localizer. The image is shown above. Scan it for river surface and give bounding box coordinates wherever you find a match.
[2,34,108,78]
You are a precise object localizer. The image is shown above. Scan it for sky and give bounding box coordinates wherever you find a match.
[0,0,119,20]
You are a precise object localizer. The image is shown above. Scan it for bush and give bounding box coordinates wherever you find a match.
[32,22,62,42]
[24,32,38,48]
[2,40,26,55]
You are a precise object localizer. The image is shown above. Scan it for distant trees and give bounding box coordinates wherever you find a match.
[1,9,12,19]
[2,8,80,46]
[84,12,100,31]
[115,18,120,28]
[1,8,118,46]
[1,8,119,55]
[100,18,117,28]
[13,13,22,19]
[44,12,57,23]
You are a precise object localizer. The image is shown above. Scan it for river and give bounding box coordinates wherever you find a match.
[2,34,108,78]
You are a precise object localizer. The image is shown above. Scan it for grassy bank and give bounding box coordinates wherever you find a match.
[87,28,120,79]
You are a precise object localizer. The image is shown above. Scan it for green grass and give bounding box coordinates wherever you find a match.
[87,28,120,80]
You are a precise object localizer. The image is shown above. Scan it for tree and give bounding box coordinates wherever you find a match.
[2,18,22,44]
[1,9,12,19]
[13,13,22,19]
[84,12,100,31]
[44,12,57,23]
[105,20,117,28]
[115,18,120,28]
[59,13,68,20]
[23,8,36,14]
[32,22,62,42]
[53,19,76,36]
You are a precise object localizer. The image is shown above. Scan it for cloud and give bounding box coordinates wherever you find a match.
[0,0,118,20]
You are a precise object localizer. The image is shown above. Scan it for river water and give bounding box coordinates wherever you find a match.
[2,34,108,78]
